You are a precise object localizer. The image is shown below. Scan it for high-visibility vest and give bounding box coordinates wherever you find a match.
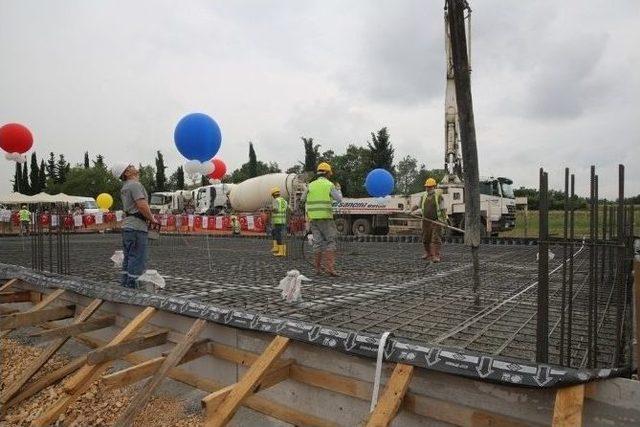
[306,177,334,220]
[272,196,288,225]
[19,209,30,222]
[421,191,445,222]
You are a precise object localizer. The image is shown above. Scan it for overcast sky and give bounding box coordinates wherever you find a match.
[1,0,638,198]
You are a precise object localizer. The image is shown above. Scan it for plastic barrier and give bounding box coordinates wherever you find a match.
[83,214,95,227]
[193,215,202,230]
[38,213,50,226]
[11,212,19,226]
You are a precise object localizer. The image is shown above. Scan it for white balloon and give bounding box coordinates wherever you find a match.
[200,161,215,175]
[184,160,201,175]
[4,152,14,160]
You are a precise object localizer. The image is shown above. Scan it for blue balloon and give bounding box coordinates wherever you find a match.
[365,168,395,197]
[174,113,222,162]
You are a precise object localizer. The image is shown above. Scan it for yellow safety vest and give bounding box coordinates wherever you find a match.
[19,209,30,221]
[421,191,445,222]
[306,177,334,220]
[272,196,288,225]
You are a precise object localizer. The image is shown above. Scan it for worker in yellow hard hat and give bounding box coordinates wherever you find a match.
[270,186,289,256]
[412,177,446,262]
[18,205,31,236]
[301,162,343,275]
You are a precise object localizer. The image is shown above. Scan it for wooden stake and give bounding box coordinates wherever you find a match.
[0,299,102,404]
[114,318,207,427]
[204,335,290,427]
[32,307,156,427]
[86,330,168,365]
[552,384,585,427]
[0,278,18,292]
[366,364,414,427]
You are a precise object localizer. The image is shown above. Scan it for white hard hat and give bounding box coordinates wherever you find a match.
[110,163,131,180]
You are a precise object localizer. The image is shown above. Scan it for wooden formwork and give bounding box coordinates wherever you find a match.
[1,278,639,427]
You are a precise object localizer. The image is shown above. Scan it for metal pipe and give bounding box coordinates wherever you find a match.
[536,168,549,363]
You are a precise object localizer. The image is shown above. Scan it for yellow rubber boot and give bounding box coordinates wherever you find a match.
[275,244,285,257]
[271,240,278,254]
[281,244,287,257]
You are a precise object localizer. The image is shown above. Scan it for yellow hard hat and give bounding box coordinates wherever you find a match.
[271,187,281,195]
[317,162,332,174]
[424,177,437,187]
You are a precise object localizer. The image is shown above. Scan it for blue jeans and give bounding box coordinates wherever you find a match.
[271,224,285,244]
[121,229,148,289]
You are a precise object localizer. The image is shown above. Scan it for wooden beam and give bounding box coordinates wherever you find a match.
[1,356,86,412]
[552,384,585,427]
[0,278,18,292]
[0,306,19,315]
[0,304,75,330]
[204,335,290,427]
[86,330,168,366]
[28,315,114,341]
[366,364,414,427]
[0,288,65,339]
[102,339,209,389]
[207,341,292,370]
[0,299,102,404]
[202,360,292,418]
[0,291,31,303]
[114,318,208,427]
[32,307,156,427]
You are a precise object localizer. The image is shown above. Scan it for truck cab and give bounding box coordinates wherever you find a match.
[149,192,174,214]
[195,183,236,215]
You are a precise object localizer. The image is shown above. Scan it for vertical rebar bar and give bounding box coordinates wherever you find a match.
[567,174,575,366]
[537,168,549,363]
[614,164,625,365]
[560,167,569,365]
[593,174,599,366]
[588,166,595,367]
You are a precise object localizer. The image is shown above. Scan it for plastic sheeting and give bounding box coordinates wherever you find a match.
[277,270,310,303]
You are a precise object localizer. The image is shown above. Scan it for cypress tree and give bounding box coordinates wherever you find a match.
[29,152,40,194]
[248,142,258,178]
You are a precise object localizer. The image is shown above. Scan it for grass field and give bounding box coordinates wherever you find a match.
[501,208,640,238]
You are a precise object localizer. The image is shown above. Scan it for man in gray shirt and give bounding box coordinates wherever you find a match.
[111,163,158,288]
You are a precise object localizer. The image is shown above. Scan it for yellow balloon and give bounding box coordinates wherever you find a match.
[96,193,113,210]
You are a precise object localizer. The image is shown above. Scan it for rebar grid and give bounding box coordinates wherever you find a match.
[0,231,624,369]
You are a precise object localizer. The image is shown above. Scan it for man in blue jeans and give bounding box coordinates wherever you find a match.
[111,163,158,289]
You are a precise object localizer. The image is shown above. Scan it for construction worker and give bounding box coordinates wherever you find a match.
[111,163,158,289]
[18,205,31,236]
[412,178,446,262]
[230,214,241,236]
[270,187,288,256]
[301,162,342,275]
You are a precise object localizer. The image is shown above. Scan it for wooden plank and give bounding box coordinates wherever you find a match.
[202,361,293,418]
[2,356,86,412]
[552,384,585,427]
[0,288,65,338]
[0,304,75,330]
[0,299,102,404]
[0,306,19,315]
[114,318,207,427]
[0,278,18,292]
[32,307,156,427]
[0,291,32,303]
[102,339,209,389]
[207,341,292,370]
[366,364,414,427]
[204,335,290,427]
[86,330,168,366]
[28,315,114,341]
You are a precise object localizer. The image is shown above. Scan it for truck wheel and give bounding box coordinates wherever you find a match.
[335,218,350,235]
[352,218,371,235]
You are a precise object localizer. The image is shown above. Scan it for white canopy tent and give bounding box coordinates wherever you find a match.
[0,192,97,206]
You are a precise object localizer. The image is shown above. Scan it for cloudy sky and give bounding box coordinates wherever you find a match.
[1,0,638,198]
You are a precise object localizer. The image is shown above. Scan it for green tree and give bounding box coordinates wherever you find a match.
[411,166,445,194]
[230,161,280,183]
[330,145,370,197]
[21,161,31,194]
[367,127,395,173]
[286,164,303,174]
[93,154,105,169]
[38,160,47,193]
[29,152,40,194]
[155,151,167,191]
[83,151,90,168]
[55,155,69,184]
[248,142,258,178]
[396,155,418,195]
[169,166,185,190]
[301,137,320,172]
[201,175,209,186]
[12,162,21,192]
[60,166,123,207]
[138,164,155,195]
[46,152,56,179]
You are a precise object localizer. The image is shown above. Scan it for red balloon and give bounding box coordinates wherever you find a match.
[208,158,227,180]
[0,123,33,154]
